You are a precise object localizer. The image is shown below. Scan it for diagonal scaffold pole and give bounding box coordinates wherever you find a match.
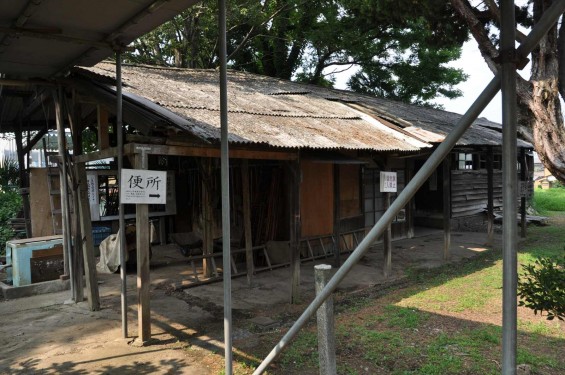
[253,1,565,373]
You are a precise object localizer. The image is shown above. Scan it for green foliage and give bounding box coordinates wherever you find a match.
[0,157,20,189]
[534,187,565,214]
[0,190,22,256]
[518,256,565,321]
[125,0,469,106]
[0,158,22,256]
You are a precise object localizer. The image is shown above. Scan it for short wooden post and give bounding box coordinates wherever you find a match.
[241,160,254,287]
[383,190,392,278]
[135,150,151,343]
[487,147,494,246]
[520,148,527,238]
[315,264,336,375]
[289,161,301,304]
[442,158,451,261]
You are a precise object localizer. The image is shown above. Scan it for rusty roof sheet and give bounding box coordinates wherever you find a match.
[77,62,530,151]
[77,62,430,151]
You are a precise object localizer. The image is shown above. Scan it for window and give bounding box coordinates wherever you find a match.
[478,153,502,170]
[457,153,474,170]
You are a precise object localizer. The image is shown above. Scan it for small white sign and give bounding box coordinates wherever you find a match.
[380,171,397,193]
[87,173,97,205]
[120,169,167,204]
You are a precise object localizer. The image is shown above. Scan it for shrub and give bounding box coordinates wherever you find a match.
[518,256,565,321]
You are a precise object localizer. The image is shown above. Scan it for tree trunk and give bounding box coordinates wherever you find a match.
[451,0,565,183]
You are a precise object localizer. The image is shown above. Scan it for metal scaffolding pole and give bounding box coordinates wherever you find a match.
[219,0,233,373]
[116,51,128,338]
[500,1,518,373]
[252,2,565,372]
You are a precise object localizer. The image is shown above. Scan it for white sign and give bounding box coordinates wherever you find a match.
[120,169,167,204]
[87,173,98,205]
[380,171,397,193]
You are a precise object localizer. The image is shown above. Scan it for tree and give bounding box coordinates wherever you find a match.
[450,0,565,183]
[125,0,469,107]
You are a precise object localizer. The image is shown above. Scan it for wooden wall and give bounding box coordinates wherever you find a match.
[300,161,334,237]
[451,170,503,218]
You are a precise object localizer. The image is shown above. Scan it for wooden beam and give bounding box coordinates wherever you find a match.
[487,147,494,246]
[124,143,298,161]
[97,106,110,150]
[0,26,120,50]
[21,128,47,156]
[73,147,119,163]
[241,160,254,287]
[22,90,51,120]
[135,151,151,343]
[289,161,301,304]
[443,157,451,261]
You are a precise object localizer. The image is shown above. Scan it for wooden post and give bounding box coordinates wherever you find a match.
[289,160,301,304]
[520,148,527,238]
[383,189,392,278]
[201,158,214,278]
[135,150,151,343]
[315,264,337,375]
[333,164,341,267]
[405,159,415,239]
[241,160,254,287]
[75,162,100,310]
[442,157,451,261]
[66,100,84,303]
[54,88,77,297]
[97,105,110,150]
[14,129,32,238]
[487,147,494,246]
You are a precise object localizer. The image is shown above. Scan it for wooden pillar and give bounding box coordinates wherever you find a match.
[54,88,77,295]
[14,129,32,238]
[97,105,109,150]
[65,97,84,303]
[289,160,301,304]
[241,159,254,287]
[69,97,99,311]
[333,164,341,267]
[520,148,527,238]
[201,158,214,278]
[442,157,451,261]
[487,147,494,246]
[135,150,151,343]
[75,162,100,310]
[405,159,415,239]
[383,189,392,278]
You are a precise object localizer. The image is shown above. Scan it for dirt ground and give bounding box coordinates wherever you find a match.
[0,229,499,374]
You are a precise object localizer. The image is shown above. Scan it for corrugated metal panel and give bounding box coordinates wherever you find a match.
[77,63,430,152]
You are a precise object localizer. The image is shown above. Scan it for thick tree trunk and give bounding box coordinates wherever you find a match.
[451,0,565,183]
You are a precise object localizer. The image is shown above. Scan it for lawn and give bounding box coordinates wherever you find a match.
[216,214,565,374]
[533,187,565,214]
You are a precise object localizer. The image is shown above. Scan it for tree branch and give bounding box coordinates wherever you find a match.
[450,0,499,74]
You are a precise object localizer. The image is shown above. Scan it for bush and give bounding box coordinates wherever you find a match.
[518,256,565,321]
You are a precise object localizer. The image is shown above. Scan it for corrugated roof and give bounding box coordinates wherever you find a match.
[77,62,430,152]
[76,62,531,151]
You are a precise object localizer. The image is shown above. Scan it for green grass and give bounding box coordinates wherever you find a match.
[533,187,565,214]
[247,214,565,375]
